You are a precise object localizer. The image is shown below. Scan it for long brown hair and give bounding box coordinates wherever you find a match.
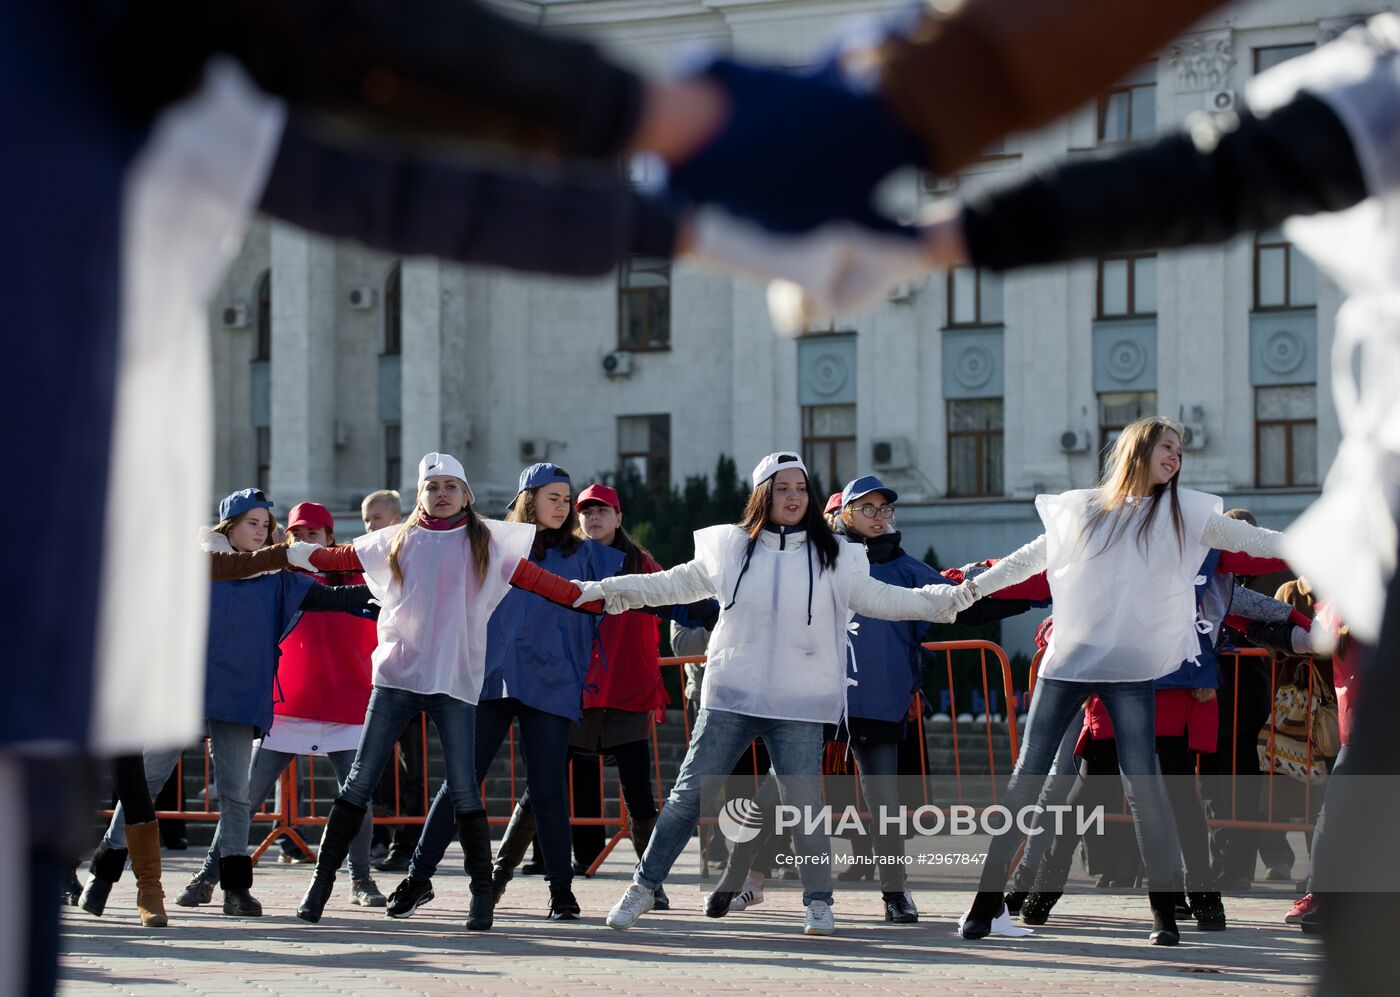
[507,487,582,560]
[1082,416,1185,558]
[213,509,282,549]
[387,479,492,586]
[737,466,839,572]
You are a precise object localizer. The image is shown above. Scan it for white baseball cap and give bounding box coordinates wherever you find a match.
[751,451,809,488]
[418,452,475,503]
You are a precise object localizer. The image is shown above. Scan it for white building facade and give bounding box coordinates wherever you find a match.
[207,0,1380,655]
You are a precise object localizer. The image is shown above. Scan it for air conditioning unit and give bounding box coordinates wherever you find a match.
[1059,430,1091,454]
[519,438,548,463]
[1207,89,1237,113]
[1182,422,1208,451]
[348,286,377,310]
[221,303,249,329]
[334,420,351,448]
[601,350,633,377]
[872,437,912,470]
[888,281,915,303]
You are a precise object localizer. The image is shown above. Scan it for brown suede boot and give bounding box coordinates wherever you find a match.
[125,821,168,927]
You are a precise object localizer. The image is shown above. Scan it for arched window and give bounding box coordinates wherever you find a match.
[383,262,402,355]
[253,269,272,361]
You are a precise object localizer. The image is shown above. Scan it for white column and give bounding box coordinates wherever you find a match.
[268,223,336,506]
[399,259,444,500]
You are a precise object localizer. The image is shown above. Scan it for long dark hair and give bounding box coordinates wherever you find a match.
[737,465,839,572]
[576,521,654,575]
[508,487,583,560]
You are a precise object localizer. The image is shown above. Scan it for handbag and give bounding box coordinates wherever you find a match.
[1257,659,1340,785]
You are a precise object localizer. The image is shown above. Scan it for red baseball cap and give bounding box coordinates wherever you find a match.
[823,492,843,516]
[287,501,335,532]
[576,483,621,512]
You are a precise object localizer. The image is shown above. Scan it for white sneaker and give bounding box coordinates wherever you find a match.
[730,875,765,912]
[607,884,655,930]
[803,900,835,936]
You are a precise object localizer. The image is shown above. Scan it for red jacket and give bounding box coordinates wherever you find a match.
[581,555,669,714]
[275,572,377,725]
[1081,689,1218,755]
[1316,601,1361,746]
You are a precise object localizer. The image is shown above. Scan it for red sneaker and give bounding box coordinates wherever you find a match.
[1285,893,1317,924]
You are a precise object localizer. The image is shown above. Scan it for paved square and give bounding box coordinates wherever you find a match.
[59,840,1319,995]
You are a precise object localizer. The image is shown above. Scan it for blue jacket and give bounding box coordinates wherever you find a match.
[480,538,626,720]
[204,571,315,734]
[1155,549,1223,691]
[846,533,944,724]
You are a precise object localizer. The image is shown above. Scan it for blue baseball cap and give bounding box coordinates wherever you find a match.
[507,463,572,510]
[219,487,274,522]
[841,475,898,508]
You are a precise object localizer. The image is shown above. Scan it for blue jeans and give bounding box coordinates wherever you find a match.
[410,698,574,884]
[1009,713,1084,888]
[340,686,481,815]
[105,719,256,859]
[978,677,1183,891]
[637,708,833,906]
[195,746,373,884]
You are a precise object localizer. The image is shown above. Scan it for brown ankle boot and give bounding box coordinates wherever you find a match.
[126,821,168,927]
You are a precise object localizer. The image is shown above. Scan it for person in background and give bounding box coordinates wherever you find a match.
[358,490,428,875]
[176,502,385,912]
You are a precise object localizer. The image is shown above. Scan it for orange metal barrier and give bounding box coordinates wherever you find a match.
[103,643,1028,866]
[106,637,1328,866]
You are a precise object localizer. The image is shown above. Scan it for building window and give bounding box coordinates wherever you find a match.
[383,422,401,490]
[254,270,271,361]
[255,426,271,494]
[1254,227,1317,310]
[801,404,856,494]
[1254,44,1313,75]
[1255,385,1318,488]
[947,398,1003,498]
[1098,390,1158,464]
[1097,252,1157,318]
[946,266,1004,327]
[1097,66,1156,144]
[618,257,671,351]
[618,414,671,491]
[383,262,402,355]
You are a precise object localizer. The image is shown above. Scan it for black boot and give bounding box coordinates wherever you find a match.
[520,839,545,875]
[959,891,1006,939]
[64,867,82,907]
[547,882,581,921]
[218,855,262,917]
[457,811,495,931]
[883,891,919,923]
[705,891,736,918]
[1003,891,1026,916]
[79,841,128,916]
[1020,891,1061,925]
[491,802,536,904]
[1148,891,1181,945]
[1187,891,1227,931]
[960,860,1011,939]
[296,797,367,923]
[628,813,668,911]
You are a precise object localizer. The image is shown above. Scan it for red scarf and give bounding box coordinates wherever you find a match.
[418,509,471,531]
